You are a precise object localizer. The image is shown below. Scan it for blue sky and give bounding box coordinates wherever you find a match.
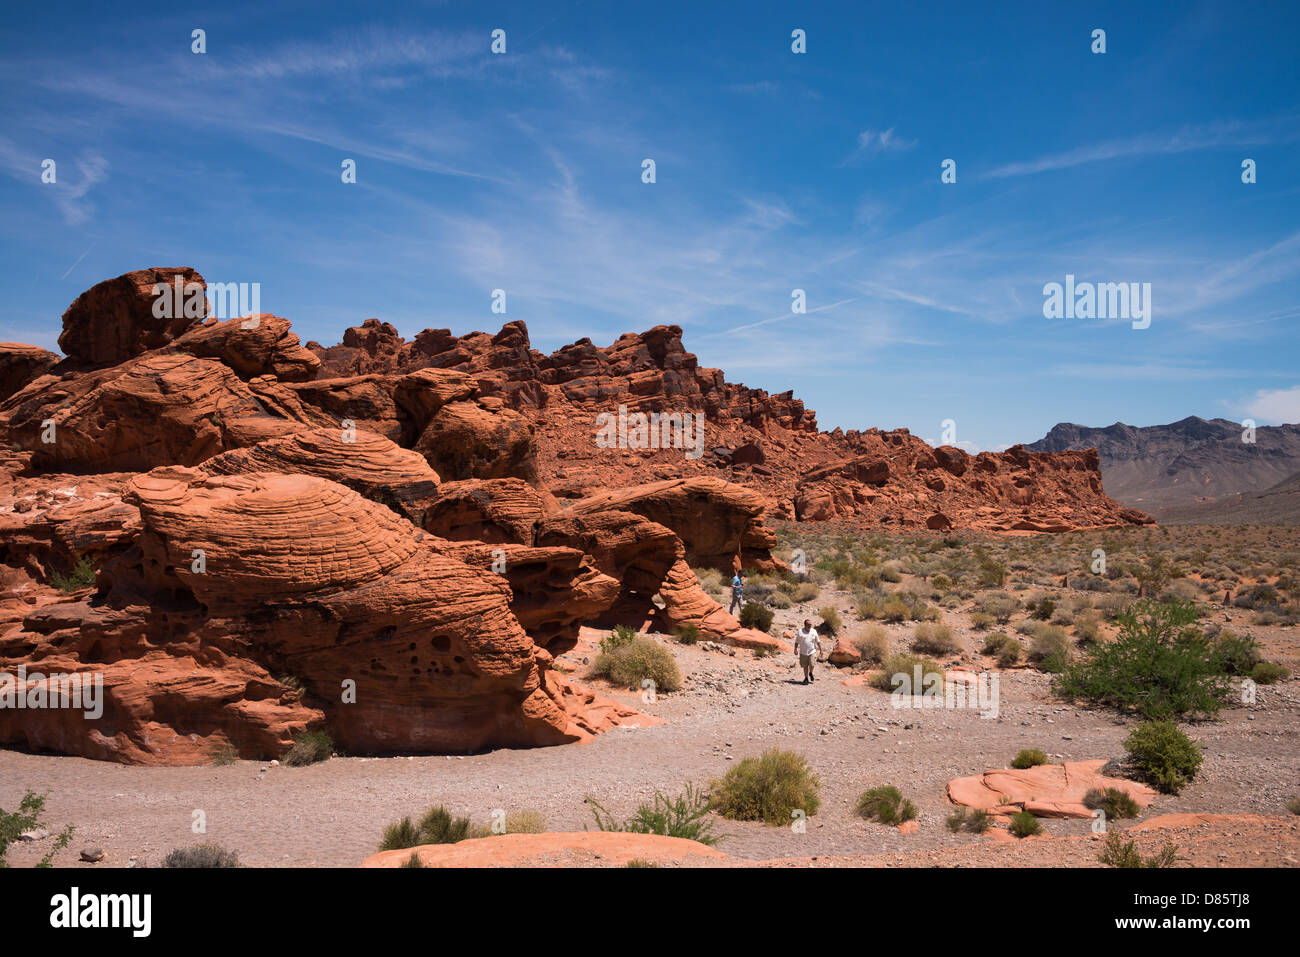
[1,0,1298,451]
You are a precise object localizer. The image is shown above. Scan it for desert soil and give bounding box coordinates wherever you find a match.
[3,572,1298,868]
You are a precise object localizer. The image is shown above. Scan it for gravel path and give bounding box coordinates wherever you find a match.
[4,621,1297,868]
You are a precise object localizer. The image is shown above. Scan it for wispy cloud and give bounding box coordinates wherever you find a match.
[984,116,1300,179]
[840,127,916,165]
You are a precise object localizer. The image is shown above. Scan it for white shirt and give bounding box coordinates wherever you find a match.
[795,627,820,656]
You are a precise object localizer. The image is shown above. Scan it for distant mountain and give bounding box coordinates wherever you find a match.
[1026,416,1300,515]
[1159,469,1300,526]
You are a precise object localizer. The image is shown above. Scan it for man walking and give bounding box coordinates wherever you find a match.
[728,569,745,615]
[795,619,821,684]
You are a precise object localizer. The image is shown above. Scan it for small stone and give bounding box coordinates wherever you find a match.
[80,847,105,863]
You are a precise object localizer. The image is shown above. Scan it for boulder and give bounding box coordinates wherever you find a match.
[58,267,207,366]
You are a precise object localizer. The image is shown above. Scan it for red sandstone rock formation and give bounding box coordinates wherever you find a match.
[0,267,1148,765]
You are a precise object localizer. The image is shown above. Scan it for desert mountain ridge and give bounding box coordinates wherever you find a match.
[1027,415,1300,517]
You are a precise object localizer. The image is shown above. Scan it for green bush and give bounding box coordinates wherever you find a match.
[710,749,821,825]
[674,624,701,645]
[1011,749,1049,770]
[970,612,995,631]
[379,817,422,851]
[587,784,719,846]
[817,607,842,635]
[1250,661,1289,684]
[1009,810,1041,838]
[601,624,638,653]
[594,635,682,692]
[739,602,774,632]
[854,786,917,825]
[1123,720,1202,794]
[1083,787,1140,819]
[281,729,334,766]
[1054,601,1230,719]
[162,843,241,868]
[399,852,424,868]
[49,555,98,593]
[1210,631,1261,675]
[1097,833,1178,868]
[768,590,793,609]
[418,806,473,844]
[0,791,74,867]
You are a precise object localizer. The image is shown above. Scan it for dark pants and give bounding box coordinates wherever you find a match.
[729,592,743,615]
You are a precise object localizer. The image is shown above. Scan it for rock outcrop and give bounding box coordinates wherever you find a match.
[0,266,1148,766]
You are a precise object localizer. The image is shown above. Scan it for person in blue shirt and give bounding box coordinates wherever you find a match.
[728,569,745,615]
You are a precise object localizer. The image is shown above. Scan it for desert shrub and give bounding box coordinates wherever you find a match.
[794,582,820,603]
[601,624,638,653]
[879,561,903,583]
[1234,583,1281,610]
[853,625,890,664]
[594,636,682,692]
[871,652,944,692]
[970,612,995,631]
[978,594,1019,623]
[161,843,241,868]
[0,791,74,867]
[1131,554,1176,598]
[418,805,473,844]
[856,594,885,619]
[399,852,424,868]
[1083,787,1140,819]
[624,858,657,867]
[739,602,774,632]
[912,622,958,655]
[881,599,909,623]
[696,567,725,597]
[854,785,917,825]
[1249,661,1289,684]
[1073,614,1103,645]
[1026,624,1070,671]
[817,607,843,635]
[975,553,1006,587]
[1093,594,1131,620]
[209,743,239,766]
[1011,749,1049,769]
[1028,596,1057,621]
[500,810,547,834]
[1009,811,1041,838]
[588,783,720,846]
[1286,796,1300,816]
[379,817,422,851]
[1097,833,1178,868]
[49,555,97,593]
[768,590,793,609]
[1123,720,1203,795]
[931,574,952,591]
[281,729,334,766]
[993,634,1022,668]
[1054,601,1229,719]
[946,806,992,833]
[710,749,820,825]
[909,602,941,622]
[674,624,701,645]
